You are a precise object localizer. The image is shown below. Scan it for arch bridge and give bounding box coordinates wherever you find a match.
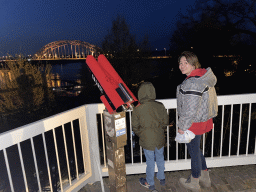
[33,40,101,60]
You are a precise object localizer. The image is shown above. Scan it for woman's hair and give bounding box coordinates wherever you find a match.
[178,51,201,69]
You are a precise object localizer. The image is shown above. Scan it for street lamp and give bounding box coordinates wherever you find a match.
[164,48,166,56]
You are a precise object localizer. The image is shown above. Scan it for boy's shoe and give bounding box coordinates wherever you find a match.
[157,178,165,186]
[139,178,155,190]
[155,172,165,186]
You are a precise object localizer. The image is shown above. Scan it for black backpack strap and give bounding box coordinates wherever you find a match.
[180,86,209,97]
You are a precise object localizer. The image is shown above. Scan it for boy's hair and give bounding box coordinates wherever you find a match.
[178,51,201,69]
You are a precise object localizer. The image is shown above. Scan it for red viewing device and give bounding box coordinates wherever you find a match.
[86,54,139,114]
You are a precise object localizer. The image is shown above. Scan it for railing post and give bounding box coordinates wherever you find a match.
[85,104,105,182]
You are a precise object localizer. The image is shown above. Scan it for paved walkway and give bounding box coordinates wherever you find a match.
[80,164,256,192]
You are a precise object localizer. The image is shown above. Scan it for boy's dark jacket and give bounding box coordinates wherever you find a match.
[132,82,169,151]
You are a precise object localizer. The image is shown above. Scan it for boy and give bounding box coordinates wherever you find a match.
[132,82,169,190]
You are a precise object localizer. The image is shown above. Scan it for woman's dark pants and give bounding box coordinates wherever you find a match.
[186,135,207,178]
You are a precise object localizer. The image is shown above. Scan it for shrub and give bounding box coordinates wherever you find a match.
[0,59,54,115]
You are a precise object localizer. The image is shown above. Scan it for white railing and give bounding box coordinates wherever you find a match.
[0,104,105,192]
[99,94,256,176]
[0,94,256,191]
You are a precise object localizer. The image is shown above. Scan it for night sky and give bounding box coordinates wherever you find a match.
[0,0,197,56]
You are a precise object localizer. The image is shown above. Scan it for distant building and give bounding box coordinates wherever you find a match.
[0,69,13,88]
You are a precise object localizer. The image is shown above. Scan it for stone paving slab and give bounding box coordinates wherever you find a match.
[80,165,256,192]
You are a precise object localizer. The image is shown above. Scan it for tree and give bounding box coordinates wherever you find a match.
[100,15,154,87]
[102,15,136,58]
[138,34,152,57]
[203,0,256,40]
[102,15,151,58]
[170,0,256,56]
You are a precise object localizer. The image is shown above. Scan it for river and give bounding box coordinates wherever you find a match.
[49,56,256,100]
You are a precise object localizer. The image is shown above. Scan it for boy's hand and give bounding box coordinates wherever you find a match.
[178,129,184,135]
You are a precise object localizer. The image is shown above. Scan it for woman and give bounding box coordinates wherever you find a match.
[176,51,218,191]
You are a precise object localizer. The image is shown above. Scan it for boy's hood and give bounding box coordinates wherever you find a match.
[138,82,156,103]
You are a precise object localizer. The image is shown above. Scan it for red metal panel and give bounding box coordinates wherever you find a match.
[97,55,138,108]
[86,54,139,114]
[86,55,124,113]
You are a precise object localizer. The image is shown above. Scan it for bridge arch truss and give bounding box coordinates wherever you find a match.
[33,40,101,60]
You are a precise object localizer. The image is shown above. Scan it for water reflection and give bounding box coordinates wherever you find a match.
[50,63,83,97]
